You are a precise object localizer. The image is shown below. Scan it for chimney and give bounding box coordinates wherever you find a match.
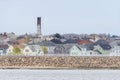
[37,17,41,35]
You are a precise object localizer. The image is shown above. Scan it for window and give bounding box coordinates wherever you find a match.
[25,49,29,52]
[9,50,11,52]
[90,52,92,54]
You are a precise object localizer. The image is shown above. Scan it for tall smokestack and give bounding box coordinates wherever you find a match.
[37,17,41,35]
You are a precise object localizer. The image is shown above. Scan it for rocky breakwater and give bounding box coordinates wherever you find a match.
[0,56,120,69]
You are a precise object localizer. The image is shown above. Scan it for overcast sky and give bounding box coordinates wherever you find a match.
[0,0,120,35]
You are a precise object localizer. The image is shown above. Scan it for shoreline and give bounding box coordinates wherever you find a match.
[0,66,120,70]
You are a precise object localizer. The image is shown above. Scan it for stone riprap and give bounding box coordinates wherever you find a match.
[0,56,120,69]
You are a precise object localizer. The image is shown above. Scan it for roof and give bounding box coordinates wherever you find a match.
[13,44,25,49]
[27,45,41,52]
[63,44,74,51]
[79,44,94,50]
[94,39,109,45]
[99,44,111,50]
[111,46,120,50]
[38,41,56,46]
[16,35,25,40]
[0,45,9,49]
[51,39,63,44]
[18,38,29,44]
[7,41,19,45]
[64,39,78,44]
[54,44,75,53]
[110,40,120,46]
[78,40,93,45]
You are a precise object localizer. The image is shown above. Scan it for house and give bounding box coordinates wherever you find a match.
[69,45,82,56]
[110,46,120,56]
[6,32,16,40]
[43,35,54,41]
[64,44,74,54]
[69,44,97,56]
[6,45,14,54]
[23,45,43,56]
[54,44,66,55]
[0,44,9,55]
[6,43,25,55]
[79,44,95,56]
[93,39,111,55]
[38,41,56,54]
[17,36,30,45]
[54,44,73,55]
[7,40,19,45]
[15,45,25,53]
[89,34,102,42]
[109,39,120,47]
[94,44,111,55]
[54,44,96,56]
[79,44,96,56]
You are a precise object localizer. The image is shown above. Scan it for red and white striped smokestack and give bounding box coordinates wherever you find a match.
[37,17,41,35]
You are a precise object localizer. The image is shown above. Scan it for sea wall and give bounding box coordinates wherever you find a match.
[0,56,120,69]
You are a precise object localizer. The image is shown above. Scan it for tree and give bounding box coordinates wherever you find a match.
[13,47,21,54]
[42,46,48,54]
[54,33,62,39]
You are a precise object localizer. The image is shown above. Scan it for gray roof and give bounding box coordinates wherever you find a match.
[28,45,41,52]
[38,41,56,46]
[63,44,81,52]
[63,44,74,51]
[54,44,74,53]
[64,39,78,44]
[0,45,9,50]
[79,44,94,50]
[111,46,120,50]
[0,39,5,45]
[110,40,120,46]
[112,46,120,50]
[95,39,109,45]
[99,44,111,50]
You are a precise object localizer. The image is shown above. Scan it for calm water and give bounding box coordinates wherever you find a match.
[0,69,120,80]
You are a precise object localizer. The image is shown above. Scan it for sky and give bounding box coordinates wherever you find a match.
[0,0,120,35]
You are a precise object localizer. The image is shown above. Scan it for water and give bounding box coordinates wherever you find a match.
[0,69,120,80]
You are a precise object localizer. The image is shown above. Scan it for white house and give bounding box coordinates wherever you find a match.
[23,45,44,56]
[69,45,82,56]
[69,45,95,56]
[6,45,14,54]
[0,44,9,55]
[110,46,120,56]
[79,45,96,56]
[38,41,56,54]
